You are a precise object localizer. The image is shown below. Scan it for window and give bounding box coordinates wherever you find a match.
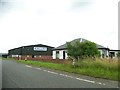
[32,55,35,58]
[56,51,59,59]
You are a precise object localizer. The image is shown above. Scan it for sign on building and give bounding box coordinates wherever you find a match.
[34,47,47,51]
[12,55,19,57]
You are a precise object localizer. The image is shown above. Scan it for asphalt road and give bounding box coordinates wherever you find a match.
[2,60,119,88]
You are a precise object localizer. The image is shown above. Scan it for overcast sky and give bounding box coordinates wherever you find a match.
[0,0,119,53]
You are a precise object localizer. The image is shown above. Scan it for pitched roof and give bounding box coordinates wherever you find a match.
[21,44,54,48]
[53,38,107,50]
[9,44,54,51]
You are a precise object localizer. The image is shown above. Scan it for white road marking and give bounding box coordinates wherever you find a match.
[98,82,102,85]
[76,78,95,83]
[102,83,106,85]
[59,74,74,78]
[36,68,42,70]
[25,65,32,68]
[47,71,58,75]
[59,74,75,78]
[43,70,47,72]
[24,64,114,87]
[59,73,66,76]
[64,75,74,78]
[58,73,117,88]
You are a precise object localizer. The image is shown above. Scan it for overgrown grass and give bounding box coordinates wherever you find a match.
[75,58,119,80]
[17,58,119,81]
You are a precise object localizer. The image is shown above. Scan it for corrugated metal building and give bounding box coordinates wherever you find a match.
[8,44,54,60]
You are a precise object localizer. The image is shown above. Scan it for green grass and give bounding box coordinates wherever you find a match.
[17,58,119,81]
[2,57,16,60]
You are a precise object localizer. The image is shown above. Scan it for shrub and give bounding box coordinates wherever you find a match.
[66,41,100,61]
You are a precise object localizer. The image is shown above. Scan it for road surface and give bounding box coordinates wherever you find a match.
[2,60,119,88]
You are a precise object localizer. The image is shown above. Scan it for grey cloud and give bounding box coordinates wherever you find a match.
[70,0,92,10]
[0,0,24,14]
[0,0,11,13]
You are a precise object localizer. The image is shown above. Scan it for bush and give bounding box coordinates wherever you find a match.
[117,51,120,57]
[66,41,100,60]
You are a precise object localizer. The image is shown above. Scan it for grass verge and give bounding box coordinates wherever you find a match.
[17,59,119,81]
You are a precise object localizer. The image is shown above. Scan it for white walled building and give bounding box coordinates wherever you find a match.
[52,38,110,59]
[109,50,120,58]
[53,50,68,59]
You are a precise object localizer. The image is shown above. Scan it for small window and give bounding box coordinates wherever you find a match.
[32,55,35,58]
[56,51,59,59]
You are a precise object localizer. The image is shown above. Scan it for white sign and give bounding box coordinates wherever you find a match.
[34,47,47,51]
[12,55,19,57]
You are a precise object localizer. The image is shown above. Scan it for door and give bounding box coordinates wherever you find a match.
[63,51,66,59]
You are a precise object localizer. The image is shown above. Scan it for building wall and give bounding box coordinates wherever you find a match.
[98,49,109,58]
[9,48,21,55]
[52,50,68,59]
[9,45,54,56]
[109,51,119,58]
[16,55,52,60]
[53,49,110,59]
[65,51,68,59]
[99,49,103,58]
[59,50,63,59]
[21,45,53,55]
[115,52,118,57]
[52,51,56,59]
[9,44,54,60]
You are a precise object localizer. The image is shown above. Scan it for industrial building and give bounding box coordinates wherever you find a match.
[8,44,54,60]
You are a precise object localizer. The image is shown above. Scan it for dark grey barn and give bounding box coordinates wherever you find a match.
[8,44,54,60]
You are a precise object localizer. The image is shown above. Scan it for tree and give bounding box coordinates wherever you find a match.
[66,41,100,61]
[117,51,120,58]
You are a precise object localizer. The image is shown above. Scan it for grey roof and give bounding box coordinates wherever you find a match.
[9,44,54,51]
[21,44,54,48]
[53,38,107,50]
